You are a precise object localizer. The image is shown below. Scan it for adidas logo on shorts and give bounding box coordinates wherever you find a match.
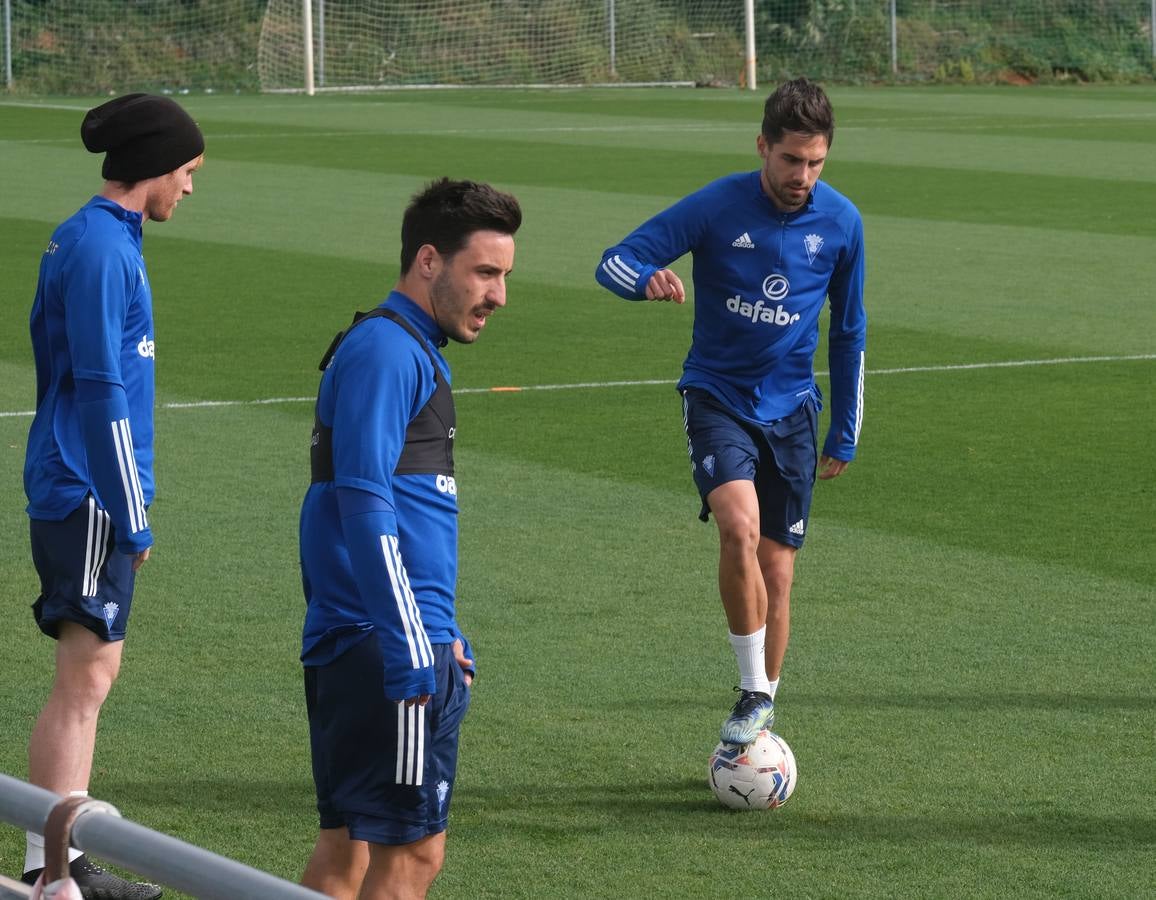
[789,519,805,536]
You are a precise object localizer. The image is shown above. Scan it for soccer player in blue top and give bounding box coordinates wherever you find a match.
[22,93,204,898]
[595,78,866,747]
[299,178,521,900]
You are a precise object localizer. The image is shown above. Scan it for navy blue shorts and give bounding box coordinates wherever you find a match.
[29,496,136,641]
[681,388,818,548]
[305,637,471,845]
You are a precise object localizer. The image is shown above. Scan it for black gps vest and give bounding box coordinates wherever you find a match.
[310,307,455,484]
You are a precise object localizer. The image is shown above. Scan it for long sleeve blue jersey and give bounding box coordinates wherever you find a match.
[299,293,467,701]
[25,196,155,554]
[596,172,866,461]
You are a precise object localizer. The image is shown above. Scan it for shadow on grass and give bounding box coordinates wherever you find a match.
[453,779,1156,850]
[92,768,1156,854]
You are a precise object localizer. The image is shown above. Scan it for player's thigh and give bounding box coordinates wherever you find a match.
[682,389,760,518]
[52,622,124,698]
[30,496,137,641]
[705,479,762,547]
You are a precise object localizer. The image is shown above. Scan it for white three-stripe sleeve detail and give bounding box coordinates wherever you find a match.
[110,418,146,533]
[853,351,865,445]
[609,254,640,280]
[395,538,434,665]
[380,535,434,670]
[120,418,149,529]
[602,256,639,292]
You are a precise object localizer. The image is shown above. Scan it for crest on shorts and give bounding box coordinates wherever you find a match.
[702,454,716,477]
[102,602,120,627]
[437,780,450,812]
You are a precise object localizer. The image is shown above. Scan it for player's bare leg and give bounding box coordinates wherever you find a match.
[757,538,796,682]
[359,834,445,900]
[709,480,776,743]
[28,622,122,795]
[25,623,162,899]
[301,827,369,900]
[709,480,767,634]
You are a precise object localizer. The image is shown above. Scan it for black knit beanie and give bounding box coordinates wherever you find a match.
[81,93,205,182]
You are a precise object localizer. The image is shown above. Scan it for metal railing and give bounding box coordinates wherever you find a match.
[0,874,31,899]
[0,775,328,900]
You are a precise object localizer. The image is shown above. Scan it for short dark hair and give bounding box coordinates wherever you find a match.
[761,78,834,148]
[400,178,522,274]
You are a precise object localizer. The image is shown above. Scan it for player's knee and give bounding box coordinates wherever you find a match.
[759,546,796,597]
[413,836,445,877]
[715,512,760,556]
[53,655,120,712]
[61,666,118,713]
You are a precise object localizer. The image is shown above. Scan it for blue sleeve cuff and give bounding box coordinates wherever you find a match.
[596,251,656,300]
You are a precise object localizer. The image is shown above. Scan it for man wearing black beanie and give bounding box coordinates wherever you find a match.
[21,93,204,900]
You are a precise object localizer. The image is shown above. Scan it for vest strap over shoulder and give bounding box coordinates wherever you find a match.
[310,306,456,485]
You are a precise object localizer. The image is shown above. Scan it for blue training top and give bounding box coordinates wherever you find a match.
[596,172,866,461]
[25,196,155,554]
[300,292,470,701]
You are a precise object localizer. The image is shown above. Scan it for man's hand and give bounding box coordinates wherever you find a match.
[818,455,849,480]
[453,638,474,687]
[645,269,685,303]
[132,547,151,572]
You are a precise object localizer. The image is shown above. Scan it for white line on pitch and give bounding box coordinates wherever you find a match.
[0,354,1152,419]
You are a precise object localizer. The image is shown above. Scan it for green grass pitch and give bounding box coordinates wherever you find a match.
[1,85,1154,898]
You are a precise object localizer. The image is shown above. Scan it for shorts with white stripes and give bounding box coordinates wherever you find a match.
[305,637,471,845]
[29,495,136,641]
[682,388,819,548]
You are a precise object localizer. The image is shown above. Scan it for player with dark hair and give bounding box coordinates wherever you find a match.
[595,78,866,746]
[299,178,521,900]
[22,93,204,898]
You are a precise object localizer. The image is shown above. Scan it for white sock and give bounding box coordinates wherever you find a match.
[24,830,44,874]
[767,677,780,700]
[728,628,772,695]
[25,792,87,873]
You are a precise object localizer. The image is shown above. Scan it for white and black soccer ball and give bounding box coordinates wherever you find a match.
[708,729,797,810]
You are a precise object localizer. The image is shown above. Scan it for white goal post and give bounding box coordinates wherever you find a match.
[258,0,757,94]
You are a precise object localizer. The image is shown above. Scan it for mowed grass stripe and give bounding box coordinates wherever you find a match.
[5,175,1156,365]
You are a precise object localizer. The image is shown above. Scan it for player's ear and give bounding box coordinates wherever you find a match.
[414,243,441,279]
[756,133,769,159]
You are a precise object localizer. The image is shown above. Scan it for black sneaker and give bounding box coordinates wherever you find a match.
[22,854,163,900]
[719,687,775,745]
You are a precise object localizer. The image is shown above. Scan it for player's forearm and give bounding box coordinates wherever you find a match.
[337,488,437,699]
[76,378,152,554]
[823,349,865,460]
[595,249,657,300]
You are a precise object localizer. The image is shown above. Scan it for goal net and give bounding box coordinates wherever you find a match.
[2,1,1152,94]
[256,0,748,91]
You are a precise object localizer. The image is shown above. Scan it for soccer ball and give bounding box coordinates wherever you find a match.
[708,730,797,810]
